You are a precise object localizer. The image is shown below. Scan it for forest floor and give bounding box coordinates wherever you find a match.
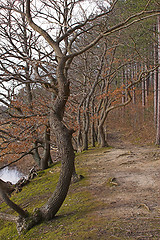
[82,131,160,239]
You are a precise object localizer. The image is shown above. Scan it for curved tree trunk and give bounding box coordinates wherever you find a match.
[40,115,75,220]
[39,58,75,219]
[0,180,28,219]
[15,115,75,233]
[2,56,75,233]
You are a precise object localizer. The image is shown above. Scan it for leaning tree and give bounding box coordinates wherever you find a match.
[0,0,159,234]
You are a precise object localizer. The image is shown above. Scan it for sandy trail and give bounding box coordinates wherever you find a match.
[84,132,160,239]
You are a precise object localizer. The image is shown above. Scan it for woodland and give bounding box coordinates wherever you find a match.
[0,0,160,238]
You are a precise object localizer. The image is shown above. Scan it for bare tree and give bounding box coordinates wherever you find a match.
[0,0,159,233]
[0,1,55,170]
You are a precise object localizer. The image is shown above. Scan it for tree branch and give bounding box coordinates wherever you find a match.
[26,0,63,59]
[0,181,28,218]
[106,65,160,114]
[56,0,118,44]
[0,146,40,170]
[67,10,160,59]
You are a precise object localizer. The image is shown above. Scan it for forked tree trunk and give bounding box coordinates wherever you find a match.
[32,124,53,170]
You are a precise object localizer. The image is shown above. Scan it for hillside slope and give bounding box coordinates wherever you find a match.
[0,133,160,239]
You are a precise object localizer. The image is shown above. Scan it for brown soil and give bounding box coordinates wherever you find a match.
[84,132,160,239]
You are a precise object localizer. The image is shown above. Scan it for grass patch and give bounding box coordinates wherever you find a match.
[0,149,105,240]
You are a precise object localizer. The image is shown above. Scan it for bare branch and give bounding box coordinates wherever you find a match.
[26,0,63,59]
[68,10,160,58]
[106,65,160,114]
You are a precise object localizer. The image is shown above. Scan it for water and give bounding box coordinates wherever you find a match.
[0,167,24,184]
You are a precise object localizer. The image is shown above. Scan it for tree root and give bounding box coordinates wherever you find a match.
[71,174,84,183]
[16,208,42,234]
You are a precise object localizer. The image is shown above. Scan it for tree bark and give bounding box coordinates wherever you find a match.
[39,58,75,219]
[91,99,96,147]
[154,23,158,126]
[82,131,88,151]
[0,180,28,219]
[0,53,75,233]
[40,116,75,220]
[41,123,51,170]
[32,141,41,167]
[82,99,90,151]
[91,121,96,147]
[77,129,82,152]
[77,99,84,152]
[142,79,146,107]
[156,15,160,144]
[98,124,109,147]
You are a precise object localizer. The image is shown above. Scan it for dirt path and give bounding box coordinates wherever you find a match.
[85,132,160,239]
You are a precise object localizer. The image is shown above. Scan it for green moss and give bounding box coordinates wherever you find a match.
[0,147,127,239]
[0,221,18,240]
[37,170,45,177]
[0,151,102,240]
[76,146,112,156]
